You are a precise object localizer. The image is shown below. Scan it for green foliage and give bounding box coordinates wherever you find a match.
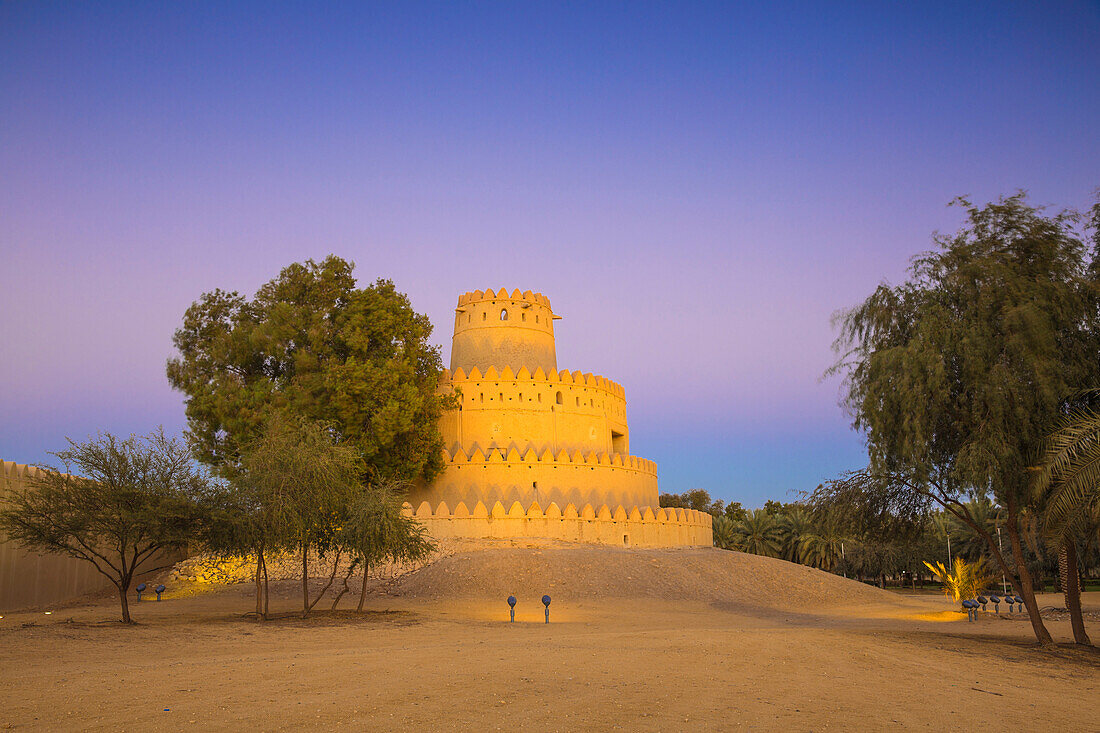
[827,192,1100,644]
[166,256,453,484]
[834,194,1100,499]
[734,509,783,558]
[712,515,738,550]
[1035,390,1100,546]
[335,479,437,611]
[225,412,363,617]
[660,489,747,521]
[0,430,209,623]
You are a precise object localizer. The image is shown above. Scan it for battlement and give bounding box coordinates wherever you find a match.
[401,498,713,548]
[441,366,625,398]
[440,445,656,474]
[457,288,552,309]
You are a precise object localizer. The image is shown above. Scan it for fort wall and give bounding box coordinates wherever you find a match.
[403,499,713,548]
[407,445,658,514]
[0,460,181,611]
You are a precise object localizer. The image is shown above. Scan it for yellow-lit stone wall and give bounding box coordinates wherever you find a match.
[403,499,714,548]
[417,288,712,548]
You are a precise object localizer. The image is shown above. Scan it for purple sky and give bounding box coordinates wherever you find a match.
[3,2,1099,506]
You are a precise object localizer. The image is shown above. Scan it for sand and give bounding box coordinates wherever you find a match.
[1,541,1098,731]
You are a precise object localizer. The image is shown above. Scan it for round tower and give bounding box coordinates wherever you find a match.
[450,288,558,375]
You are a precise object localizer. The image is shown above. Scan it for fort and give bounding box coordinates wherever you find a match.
[406,288,712,547]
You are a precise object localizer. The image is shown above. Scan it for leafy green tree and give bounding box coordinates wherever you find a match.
[233,413,362,618]
[166,256,453,484]
[827,193,1100,645]
[0,431,208,623]
[330,480,436,612]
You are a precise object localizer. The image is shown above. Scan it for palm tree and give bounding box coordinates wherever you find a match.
[1035,398,1100,646]
[779,506,813,564]
[800,523,845,571]
[735,509,782,558]
[712,515,738,550]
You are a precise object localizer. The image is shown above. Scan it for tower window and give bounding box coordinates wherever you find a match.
[555,391,563,405]
[482,312,487,321]
[521,312,527,322]
[500,309,508,321]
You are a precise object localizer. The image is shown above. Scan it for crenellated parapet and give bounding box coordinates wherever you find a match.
[440,445,656,475]
[457,288,553,309]
[441,365,625,398]
[401,498,714,548]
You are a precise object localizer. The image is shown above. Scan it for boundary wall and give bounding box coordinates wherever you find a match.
[403,499,713,547]
[1,460,180,611]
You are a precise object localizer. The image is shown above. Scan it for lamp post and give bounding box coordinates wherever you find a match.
[996,525,1008,594]
[946,529,952,566]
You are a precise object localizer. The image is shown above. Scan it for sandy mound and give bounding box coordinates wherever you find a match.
[385,540,901,612]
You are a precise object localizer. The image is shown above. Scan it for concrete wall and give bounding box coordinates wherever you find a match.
[404,499,713,547]
[0,460,180,612]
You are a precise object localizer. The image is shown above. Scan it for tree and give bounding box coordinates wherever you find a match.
[1035,392,1100,645]
[233,412,362,618]
[778,505,813,563]
[924,558,994,605]
[166,256,453,484]
[799,520,846,572]
[829,193,1100,645]
[331,480,436,612]
[734,509,782,557]
[712,515,739,550]
[0,431,207,623]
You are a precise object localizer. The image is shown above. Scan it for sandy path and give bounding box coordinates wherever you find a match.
[1,545,1098,731]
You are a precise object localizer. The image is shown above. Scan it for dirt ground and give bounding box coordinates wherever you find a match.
[2,541,1098,731]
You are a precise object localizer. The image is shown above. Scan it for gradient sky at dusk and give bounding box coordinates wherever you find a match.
[3,2,1099,507]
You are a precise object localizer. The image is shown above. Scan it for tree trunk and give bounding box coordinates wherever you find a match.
[308,551,341,611]
[331,561,357,610]
[947,495,1053,646]
[254,547,264,618]
[357,562,371,612]
[302,542,310,618]
[118,578,132,624]
[1060,540,1092,646]
[261,552,270,619]
[1003,497,1054,646]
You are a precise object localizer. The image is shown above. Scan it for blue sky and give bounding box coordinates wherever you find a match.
[2,2,1099,506]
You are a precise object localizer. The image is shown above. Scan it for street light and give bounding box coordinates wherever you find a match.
[996,525,1008,594]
